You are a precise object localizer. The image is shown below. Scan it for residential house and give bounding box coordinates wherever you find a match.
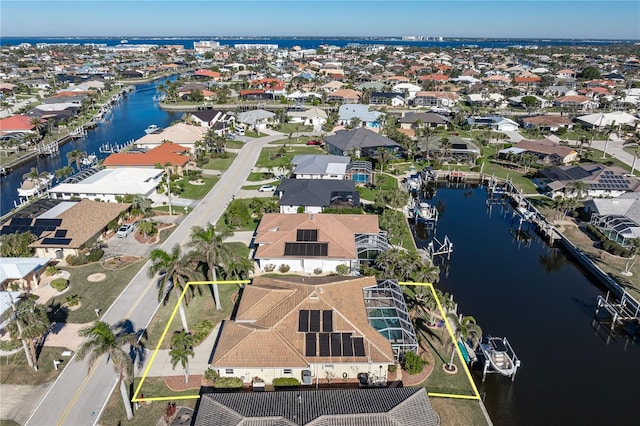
[575,111,638,130]
[189,109,235,134]
[236,109,275,131]
[134,123,208,152]
[500,139,577,165]
[0,257,51,292]
[337,104,384,129]
[554,95,599,111]
[210,275,411,386]
[48,167,164,202]
[287,107,327,130]
[275,179,360,214]
[399,112,450,130]
[467,116,519,132]
[369,92,406,107]
[324,128,400,158]
[585,192,640,248]
[103,142,191,175]
[326,89,361,104]
[413,91,459,108]
[0,115,39,136]
[538,164,640,198]
[521,115,574,132]
[291,155,351,180]
[392,83,422,100]
[193,69,221,81]
[508,95,551,109]
[194,388,440,426]
[0,200,130,259]
[418,136,480,163]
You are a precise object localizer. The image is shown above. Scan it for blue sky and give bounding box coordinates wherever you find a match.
[2,1,639,39]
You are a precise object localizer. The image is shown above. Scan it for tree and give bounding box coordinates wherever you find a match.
[22,167,48,186]
[189,223,233,311]
[0,297,50,370]
[54,165,74,181]
[77,321,139,421]
[148,244,199,331]
[66,149,87,170]
[445,314,482,370]
[439,136,452,160]
[623,237,640,276]
[521,95,538,111]
[169,330,195,383]
[376,147,392,173]
[29,117,45,141]
[566,180,587,200]
[130,194,152,217]
[577,66,601,80]
[0,231,36,257]
[601,121,617,159]
[137,220,157,238]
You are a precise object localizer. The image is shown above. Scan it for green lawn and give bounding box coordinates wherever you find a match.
[99,377,198,426]
[357,173,398,201]
[269,136,316,145]
[153,205,193,215]
[241,182,280,190]
[429,398,489,426]
[277,123,313,133]
[226,140,245,149]
[176,176,218,199]
[0,346,66,385]
[46,260,146,324]
[201,153,237,170]
[247,172,274,182]
[480,161,540,194]
[255,146,325,168]
[245,130,266,138]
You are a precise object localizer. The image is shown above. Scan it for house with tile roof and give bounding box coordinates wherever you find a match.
[193,388,440,426]
[0,115,39,136]
[210,276,403,386]
[189,109,235,134]
[134,123,208,152]
[538,164,640,198]
[103,142,191,175]
[521,115,574,132]
[554,95,599,111]
[500,139,577,165]
[326,89,361,104]
[253,213,388,274]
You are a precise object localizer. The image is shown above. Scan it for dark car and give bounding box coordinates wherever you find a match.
[306,139,323,146]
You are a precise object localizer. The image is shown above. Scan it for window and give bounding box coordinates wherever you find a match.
[283,368,292,375]
[225,369,234,375]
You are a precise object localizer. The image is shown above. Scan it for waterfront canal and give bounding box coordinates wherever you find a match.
[0,78,180,217]
[414,184,640,426]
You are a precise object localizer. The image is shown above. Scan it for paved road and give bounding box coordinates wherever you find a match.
[25,132,283,426]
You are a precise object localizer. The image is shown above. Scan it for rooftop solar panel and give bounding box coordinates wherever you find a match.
[305,333,316,357]
[41,238,72,246]
[298,310,310,332]
[319,333,330,356]
[54,229,68,238]
[10,217,32,226]
[33,218,62,228]
[309,310,321,332]
[296,229,318,242]
[353,337,365,357]
[322,310,333,332]
[331,333,342,357]
[342,333,353,356]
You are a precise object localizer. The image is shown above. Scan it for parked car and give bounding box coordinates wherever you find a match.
[116,223,136,238]
[306,139,323,146]
[258,184,276,192]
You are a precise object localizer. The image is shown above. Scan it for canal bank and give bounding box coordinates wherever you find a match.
[413,182,639,426]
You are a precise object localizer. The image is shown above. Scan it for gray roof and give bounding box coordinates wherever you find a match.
[398,112,450,125]
[325,128,399,153]
[237,109,275,125]
[291,155,350,176]
[338,104,383,123]
[277,179,359,207]
[194,388,440,426]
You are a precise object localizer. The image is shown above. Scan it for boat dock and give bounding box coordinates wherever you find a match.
[595,291,640,333]
[475,336,521,382]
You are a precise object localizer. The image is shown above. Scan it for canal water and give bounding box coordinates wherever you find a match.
[414,183,640,426]
[0,77,180,217]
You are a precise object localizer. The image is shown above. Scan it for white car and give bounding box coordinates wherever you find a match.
[116,223,135,238]
[258,184,276,192]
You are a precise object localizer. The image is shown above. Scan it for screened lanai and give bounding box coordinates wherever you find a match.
[363,279,418,360]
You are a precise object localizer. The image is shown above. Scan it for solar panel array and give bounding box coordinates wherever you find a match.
[299,310,366,357]
[590,171,632,191]
[0,217,70,245]
[284,242,328,256]
[296,229,318,242]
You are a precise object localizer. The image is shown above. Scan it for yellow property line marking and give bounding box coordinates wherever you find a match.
[399,281,481,401]
[132,280,249,403]
[56,355,106,425]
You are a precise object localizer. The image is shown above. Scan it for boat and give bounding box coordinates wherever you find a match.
[120,39,128,44]
[479,336,519,377]
[81,154,98,167]
[17,173,54,198]
[414,202,438,221]
[144,124,161,134]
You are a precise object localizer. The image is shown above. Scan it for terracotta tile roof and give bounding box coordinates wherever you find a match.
[103,142,190,167]
[328,89,361,99]
[0,115,36,131]
[212,276,395,369]
[254,213,379,261]
[514,76,542,83]
[418,74,449,82]
[239,89,265,96]
[555,95,592,104]
[522,115,572,126]
[415,91,459,100]
[195,69,221,78]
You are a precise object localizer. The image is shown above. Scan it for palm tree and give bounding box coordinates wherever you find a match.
[189,223,233,311]
[54,165,74,181]
[0,297,50,370]
[29,117,45,141]
[66,148,87,170]
[169,330,195,383]
[130,194,152,217]
[602,121,617,159]
[22,167,49,186]
[148,244,199,331]
[567,180,587,200]
[376,147,392,173]
[77,321,138,421]
[137,220,157,238]
[445,314,482,370]
[439,136,452,160]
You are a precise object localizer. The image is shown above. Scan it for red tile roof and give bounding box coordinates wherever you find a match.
[195,69,221,78]
[0,115,37,131]
[419,74,449,82]
[103,142,190,167]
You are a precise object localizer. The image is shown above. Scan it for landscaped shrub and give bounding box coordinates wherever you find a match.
[313,267,323,275]
[50,278,69,292]
[213,377,243,389]
[403,351,427,375]
[87,248,104,262]
[278,264,290,273]
[45,265,60,276]
[264,264,276,272]
[335,264,350,276]
[65,294,81,306]
[204,368,218,382]
[191,319,214,345]
[0,340,21,351]
[388,364,398,374]
[65,254,88,266]
[586,224,631,257]
[272,377,300,387]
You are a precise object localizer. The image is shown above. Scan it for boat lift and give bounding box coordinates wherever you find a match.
[476,336,521,382]
[595,290,640,332]
[426,235,453,260]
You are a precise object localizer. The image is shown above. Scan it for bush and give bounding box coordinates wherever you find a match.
[0,340,22,351]
[335,264,350,276]
[50,278,69,292]
[213,376,243,389]
[191,319,215,345]
[264,264,276,272]
[87,248,104,262]
[272,377,300,387]
[66,254,88,266]
[313,267,323,275]
[403,351,427,375]
[586,224,631,257]
[46,265,60,276]
[65,294,80,306]
[204,368,218,382]
[278,264,290,273]
[388,364,397,374]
